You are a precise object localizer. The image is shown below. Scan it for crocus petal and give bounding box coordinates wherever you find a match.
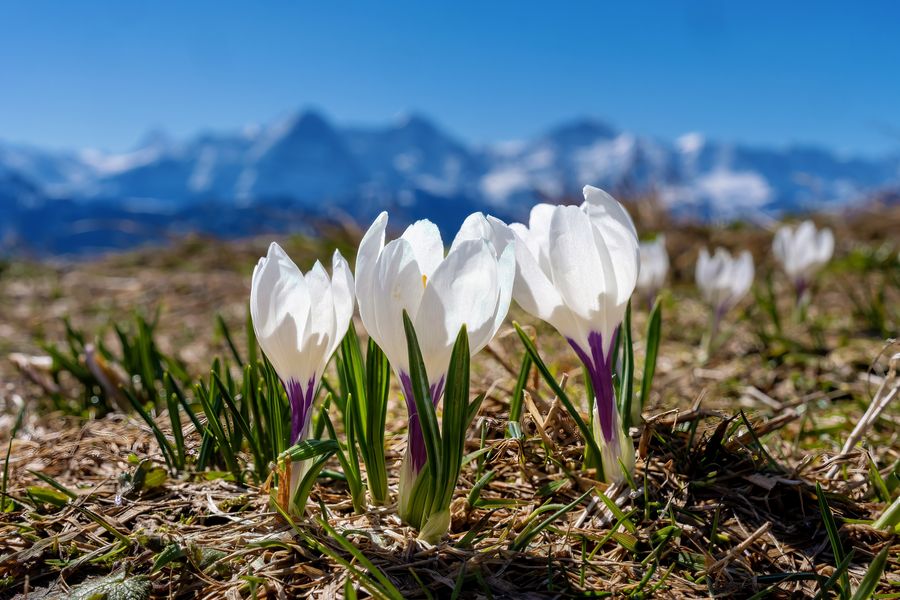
[590,223,636,349]
[414,239,500,381]
[527,203,557,274]
[637,235,669,296]
[732,250,755,301]
[817,228,834,265]
[695,247,712,289]
[546,206,611,348]
[488,242,516,342]
[581,185,638,239]
[250,242,312,382]
[449,212,516,256]
[328,250,355,358]
[509,219,578,334]
[796,220,817,250]
[303,260,336,377]
[509,222,542,265]
[590,211,639,306]
[373,238,426,375]
[401,219,444,280]
[449,212,491,253]
[773,227,790,268]
[355,212,388,345]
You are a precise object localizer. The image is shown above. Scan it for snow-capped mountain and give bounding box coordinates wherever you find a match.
[1,109,898,255]
[478,118,674,207]
[343,112,485,197]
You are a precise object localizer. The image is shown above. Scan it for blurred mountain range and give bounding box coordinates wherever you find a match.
[2,109,898,255]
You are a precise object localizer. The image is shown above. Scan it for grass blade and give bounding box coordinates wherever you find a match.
[320,403,365,513]
[438,326,470,511]
[317,518,404,600]
[816,482,850,599]
[216,314,244,368]
[813,549,855,600]
[365,336,390,504]
[618,301,635,430]
[121,386,177,472]
[212,371,265,481]
[1,404,26,511]
[638,297,662,422]
[509,348,532,426]
[851,545,890,600]
[195,380,241,480]
[467,470,496,508]
[510,488,592,552]
[28,470,77,500]
[402,311,443,485]
[269,501,401,600]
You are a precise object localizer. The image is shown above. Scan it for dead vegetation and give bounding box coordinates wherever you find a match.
[0,203,898,598]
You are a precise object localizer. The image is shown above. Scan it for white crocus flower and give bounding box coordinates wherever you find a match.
[695,247,754,358]
[354,212,515,517]
[250,242,355,502]
[506,185,640,483]
[773,220,834,299]
[636,235,669,304]
[695,247,755,316]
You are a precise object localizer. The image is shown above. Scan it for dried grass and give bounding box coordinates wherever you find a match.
[0,205,898,598]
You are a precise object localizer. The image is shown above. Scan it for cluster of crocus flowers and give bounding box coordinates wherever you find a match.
[249,242,354,512]
[773,220,834,303]
[695,247,754,357]
[247,185,645,529]
[354,212,515,525]
[636,235,669,306]
[503,186,640,483]
[244,184,842,540]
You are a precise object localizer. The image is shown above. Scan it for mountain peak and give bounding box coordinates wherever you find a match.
[543,117,618,146]
[394,111,440,132]
[134,128,174,152]
[284,109,335,137]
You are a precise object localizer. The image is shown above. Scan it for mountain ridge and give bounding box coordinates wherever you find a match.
[2,108,898,255]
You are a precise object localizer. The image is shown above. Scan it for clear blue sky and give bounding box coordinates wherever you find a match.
[2,1,899,156]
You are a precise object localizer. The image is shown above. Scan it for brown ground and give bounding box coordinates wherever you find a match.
[0,202,898,598]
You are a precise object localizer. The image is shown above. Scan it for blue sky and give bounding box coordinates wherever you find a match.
[1,1,899,156]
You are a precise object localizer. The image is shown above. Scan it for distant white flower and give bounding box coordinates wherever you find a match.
[773,220,834,297]
[250,242,355,445]
[505,185,640,483]
[636,235,669,303]
[695,247,755,316]
[354,212,515,516]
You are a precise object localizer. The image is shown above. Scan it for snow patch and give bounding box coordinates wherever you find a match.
[79,147,164,176]
[480,167,531,203]
[677,132,706,154]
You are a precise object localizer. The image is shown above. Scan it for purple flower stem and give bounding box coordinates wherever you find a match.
[285,377,317,445]
[567,329,618,443]
[399,372,445,474]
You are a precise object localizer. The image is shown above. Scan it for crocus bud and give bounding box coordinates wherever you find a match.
[354,212,515,522]
[505,186,640,483]
[250,242,354,510]
[636,235,669,305]
[695,247,754,317]
[773,220,833,300]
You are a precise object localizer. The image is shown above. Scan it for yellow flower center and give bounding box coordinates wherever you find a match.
[422,274,428,288]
